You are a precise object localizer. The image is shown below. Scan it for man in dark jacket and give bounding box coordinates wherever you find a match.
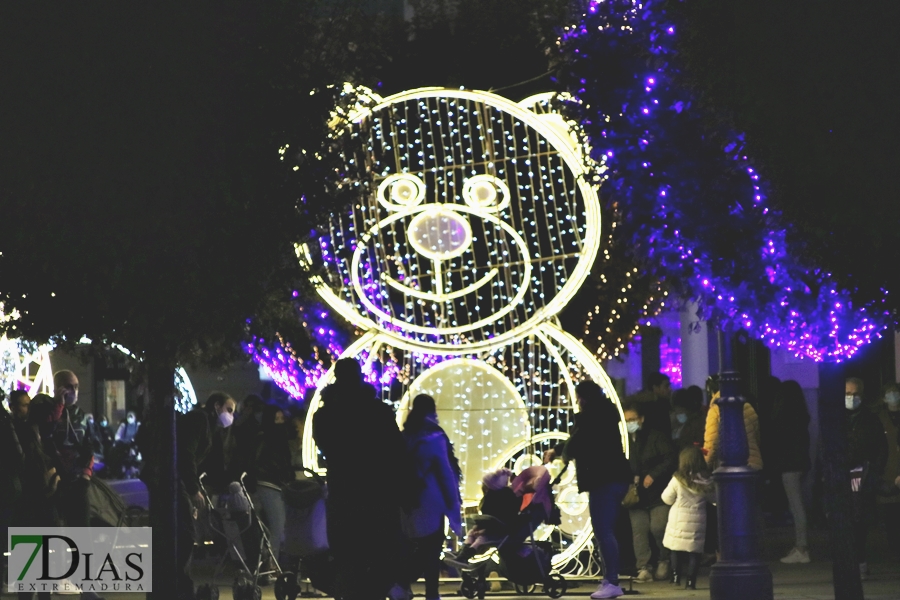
[313,358,406,600]
[50,371,95,528]
[623,400,677,582]
[845,378,888,577]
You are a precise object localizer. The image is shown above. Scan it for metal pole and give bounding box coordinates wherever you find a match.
[709,329,773,600]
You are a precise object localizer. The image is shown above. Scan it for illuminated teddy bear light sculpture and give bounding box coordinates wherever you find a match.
[302,87,627,569]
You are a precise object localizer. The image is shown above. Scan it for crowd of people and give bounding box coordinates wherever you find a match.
[3,362,900,600]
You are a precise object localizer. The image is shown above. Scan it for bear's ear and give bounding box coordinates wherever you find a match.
[328,83,384,129]
[518,92,581,152]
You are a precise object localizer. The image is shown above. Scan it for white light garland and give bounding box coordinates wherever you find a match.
[302,87,626,573]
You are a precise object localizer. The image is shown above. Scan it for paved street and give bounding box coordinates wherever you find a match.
[5,524,898,600]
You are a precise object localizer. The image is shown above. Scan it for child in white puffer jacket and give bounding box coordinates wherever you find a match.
[661,446,715,590]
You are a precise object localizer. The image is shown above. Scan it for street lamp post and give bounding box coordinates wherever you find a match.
[709,330,773,600]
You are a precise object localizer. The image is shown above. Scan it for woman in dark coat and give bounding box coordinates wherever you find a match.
[399,394,461,600]
[546,380,632,599]
[242,405,295,569]
[774,380,811,563]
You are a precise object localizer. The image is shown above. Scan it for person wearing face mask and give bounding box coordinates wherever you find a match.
[844,377,888,579]
[96,415,114,459]
[240,405,295,582]
[115,411,140,444]
[48,371,96,529]
[621,400,677,583]
[670,387,705,451]
[875,382,900,557]
[171,391,238,599]
[83,413,103,457]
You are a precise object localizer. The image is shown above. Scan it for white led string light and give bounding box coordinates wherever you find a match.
[303,87,625,574]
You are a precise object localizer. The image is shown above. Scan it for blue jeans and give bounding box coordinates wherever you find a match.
[589,482,629,585]
[253,485,287,555]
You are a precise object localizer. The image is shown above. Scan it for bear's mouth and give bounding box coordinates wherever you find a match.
[381,265,498,302]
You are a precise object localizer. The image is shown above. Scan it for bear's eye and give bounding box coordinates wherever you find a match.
[462,175,510,212]
[377,173,426,210]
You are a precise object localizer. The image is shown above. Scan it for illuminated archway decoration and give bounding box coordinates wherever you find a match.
[302,87,626,573]
[0,335,54,398]
[79,338,199,413]
[1,306,55,400]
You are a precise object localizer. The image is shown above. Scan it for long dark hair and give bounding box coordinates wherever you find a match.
[575,380,616,419]
[404,394,437,432]
[403,394,462,484]
[776,380,809,425]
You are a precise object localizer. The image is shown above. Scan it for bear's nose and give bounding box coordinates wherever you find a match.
[407,206,472,260]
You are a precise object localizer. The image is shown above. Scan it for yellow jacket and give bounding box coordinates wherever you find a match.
[703,393,763,471]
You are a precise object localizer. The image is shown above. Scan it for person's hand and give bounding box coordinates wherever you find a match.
[895,475,900,489]
[192,491,205,510]
[542,449,556,464]
[643,475,654,488]
[44,468,59,497]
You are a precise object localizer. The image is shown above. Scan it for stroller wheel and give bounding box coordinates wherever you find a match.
[196,583,220,600]
[543,574,566,599]
[233,571,262,600]
[514,583,537,595]
[459,573,478,599]
[476,578,487,600]
[274,572,299,600]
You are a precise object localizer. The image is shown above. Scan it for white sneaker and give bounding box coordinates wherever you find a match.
[590,581,624,599]
[780,547,811,564]
[635,568,653,582]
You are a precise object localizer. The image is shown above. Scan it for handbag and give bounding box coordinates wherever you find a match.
[621,483,640,508]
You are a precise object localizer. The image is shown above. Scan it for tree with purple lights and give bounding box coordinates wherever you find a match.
[557,2,893,598]
[557,0,892,364]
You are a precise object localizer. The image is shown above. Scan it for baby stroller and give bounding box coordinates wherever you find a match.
[282,468,336,597]
[449,466,567,599]
[194,472,299,600]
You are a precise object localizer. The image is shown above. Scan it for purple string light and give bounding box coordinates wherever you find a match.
[560,0,890,362]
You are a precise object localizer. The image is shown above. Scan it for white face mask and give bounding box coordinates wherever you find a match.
[626,420,641,434]
[126,417,135,424]
[884,391,900,409]
[845,394,861,411]
[218,410,234,428]
[675,413,688,424]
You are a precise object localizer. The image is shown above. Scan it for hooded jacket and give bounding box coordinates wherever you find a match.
[661,475,714,554]
[563,401,632,491]
[401,417,462,538]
